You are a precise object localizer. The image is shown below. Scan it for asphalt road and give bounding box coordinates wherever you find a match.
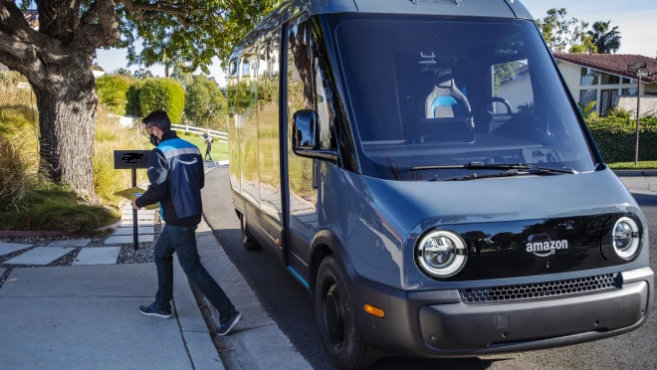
[202,167,657,370]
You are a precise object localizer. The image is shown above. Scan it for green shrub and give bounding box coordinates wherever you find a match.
[126,80,144,117]
[605,107,631,120]
[95,74,133,115]
[587,118,657,162]
[138,78,185,123]
[0,185,118,235]
[184,75,228,129]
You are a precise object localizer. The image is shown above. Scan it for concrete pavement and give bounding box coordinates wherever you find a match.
[0,189,309,369]
[0,251,221,370]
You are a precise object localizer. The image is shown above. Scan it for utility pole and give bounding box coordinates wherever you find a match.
[628,62,651,166]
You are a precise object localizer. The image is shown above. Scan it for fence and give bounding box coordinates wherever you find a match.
[171,124,228,143]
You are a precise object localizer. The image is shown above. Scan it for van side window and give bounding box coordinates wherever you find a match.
[311,26,337,150]
[287,21,314,117]
[287,19,336,150]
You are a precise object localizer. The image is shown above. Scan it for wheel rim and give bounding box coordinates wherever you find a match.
[323,279,345,349]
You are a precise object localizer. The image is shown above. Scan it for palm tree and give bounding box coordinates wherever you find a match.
[588,21,621,54]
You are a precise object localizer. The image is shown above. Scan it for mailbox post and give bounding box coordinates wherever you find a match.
[113,150,151,250]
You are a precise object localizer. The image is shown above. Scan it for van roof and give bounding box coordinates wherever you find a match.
[229,0,532,60]
[276,0,531,20]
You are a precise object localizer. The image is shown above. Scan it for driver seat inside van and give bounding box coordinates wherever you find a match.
[414,68,475,143]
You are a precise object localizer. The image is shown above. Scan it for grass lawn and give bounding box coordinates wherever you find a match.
[607,161,657,170]
[178,132,230,162]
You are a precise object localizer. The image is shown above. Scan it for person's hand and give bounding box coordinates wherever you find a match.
[131,200,141,210]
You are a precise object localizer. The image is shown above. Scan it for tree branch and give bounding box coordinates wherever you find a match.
[77,0,120,48]
[120,0,195,28]
[0,0,52,48]
[0,29,46,89]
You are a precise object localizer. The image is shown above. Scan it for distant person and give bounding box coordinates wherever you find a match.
[133,110,242,336]
[202,132,214,161]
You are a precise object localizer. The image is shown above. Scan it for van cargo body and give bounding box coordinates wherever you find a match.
[226,0,653,368]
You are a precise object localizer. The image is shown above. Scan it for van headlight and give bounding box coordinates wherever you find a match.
[612,217,640,260]
[415,230,467,278]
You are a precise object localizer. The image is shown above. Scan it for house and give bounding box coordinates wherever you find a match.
[554,53,657,117]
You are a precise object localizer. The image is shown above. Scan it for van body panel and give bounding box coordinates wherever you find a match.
[354,0,515,18]
[503,0,533,20]
[344,267,653,356]
[277,0,357,17]
[345,266,652,356]
[332,168,648,290]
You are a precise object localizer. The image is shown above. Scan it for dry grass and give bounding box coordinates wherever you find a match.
[0,74,149,234]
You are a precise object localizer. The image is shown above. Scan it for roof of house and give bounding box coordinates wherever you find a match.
[23,10,38,29]
[554,53,657,83]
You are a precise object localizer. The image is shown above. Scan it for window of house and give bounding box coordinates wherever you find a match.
[622,77,633,84]
[622,88,638,96]
[600,73,620,85]
[580,68,599,86]
[492,59,534,113]
[579,89,597,109]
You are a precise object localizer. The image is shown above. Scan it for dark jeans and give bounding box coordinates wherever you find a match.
[154,224,233,317]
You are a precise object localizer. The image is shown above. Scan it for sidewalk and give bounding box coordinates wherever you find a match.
[0,204,309,369]
[0,238,220,369]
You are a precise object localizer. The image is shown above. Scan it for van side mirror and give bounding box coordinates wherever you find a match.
[291,109,339,163]
[292,109,319,150]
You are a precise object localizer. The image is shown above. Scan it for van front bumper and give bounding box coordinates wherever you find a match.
[351,267,653,357]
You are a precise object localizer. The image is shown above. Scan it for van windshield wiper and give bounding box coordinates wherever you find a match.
[411,161,574,172]
[411,161,577,181]
[442,165,577,181]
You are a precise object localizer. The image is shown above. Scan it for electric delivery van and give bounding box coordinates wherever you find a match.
[226,0,654,368]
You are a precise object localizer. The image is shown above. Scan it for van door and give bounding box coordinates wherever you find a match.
[284,17,337,283]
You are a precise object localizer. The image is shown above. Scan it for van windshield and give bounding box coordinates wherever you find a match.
[332,15,597,181]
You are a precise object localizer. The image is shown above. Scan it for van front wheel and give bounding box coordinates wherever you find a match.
[315,256,377,369]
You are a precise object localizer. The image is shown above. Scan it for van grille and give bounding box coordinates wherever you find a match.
[459,273,620,304]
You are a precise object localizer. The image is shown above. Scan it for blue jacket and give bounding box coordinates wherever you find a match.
[136,131,204,227]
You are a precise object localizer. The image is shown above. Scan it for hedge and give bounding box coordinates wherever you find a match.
[125,80,143,117]
[587,116,657,163]
[95,74,133,115]
[138,78,185,123]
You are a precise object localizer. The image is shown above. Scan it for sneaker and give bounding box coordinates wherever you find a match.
[139,304,173,319]
[217,310,242,336]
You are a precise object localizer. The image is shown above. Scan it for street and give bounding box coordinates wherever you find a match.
[202,167,657,370]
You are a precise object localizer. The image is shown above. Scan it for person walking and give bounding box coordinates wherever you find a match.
[133,110,242,336]
[202,132,214,161]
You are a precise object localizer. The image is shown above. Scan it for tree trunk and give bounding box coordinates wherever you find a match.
[32,58,98,202]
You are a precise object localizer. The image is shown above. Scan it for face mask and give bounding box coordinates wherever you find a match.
[150,134,160,146]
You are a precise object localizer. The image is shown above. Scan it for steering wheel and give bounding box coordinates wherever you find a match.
[488,97,513,115]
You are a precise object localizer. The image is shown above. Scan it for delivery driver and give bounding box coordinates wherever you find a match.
[133,110,242,336]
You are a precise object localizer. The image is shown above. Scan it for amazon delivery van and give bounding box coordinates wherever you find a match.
[226,0,654,368]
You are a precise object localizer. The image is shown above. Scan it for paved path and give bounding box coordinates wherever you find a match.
[0,165,308,370]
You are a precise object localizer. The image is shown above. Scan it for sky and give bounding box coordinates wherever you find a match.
[94,0,657,87]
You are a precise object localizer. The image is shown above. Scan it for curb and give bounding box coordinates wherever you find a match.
[203,159,229,168]
[0,230,68,238]
[613,170,657,177]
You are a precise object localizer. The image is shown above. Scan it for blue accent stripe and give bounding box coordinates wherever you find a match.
[287,266,310,289]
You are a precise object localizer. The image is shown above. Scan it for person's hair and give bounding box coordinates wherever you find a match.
[142,110,171,132]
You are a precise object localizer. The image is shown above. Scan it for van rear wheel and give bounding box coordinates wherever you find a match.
[238,213,261,251]
[315,256,377,369]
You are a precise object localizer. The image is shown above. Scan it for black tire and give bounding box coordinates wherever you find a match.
[238,214,261,251]
[315,256,378,369]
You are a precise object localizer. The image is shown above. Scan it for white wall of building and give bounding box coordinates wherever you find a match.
[618,96,657,117]
[556,60,656,117]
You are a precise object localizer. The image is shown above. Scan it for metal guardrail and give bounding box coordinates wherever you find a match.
[171,124,228,143]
